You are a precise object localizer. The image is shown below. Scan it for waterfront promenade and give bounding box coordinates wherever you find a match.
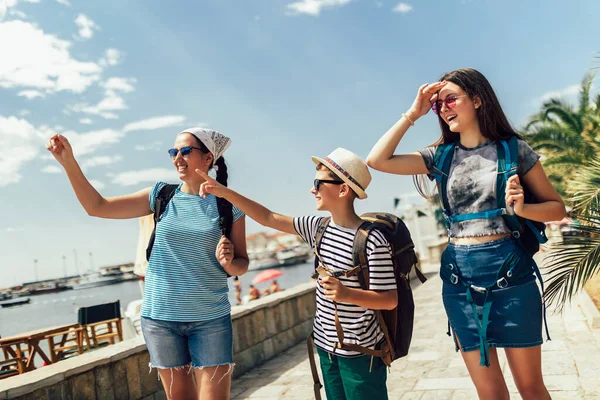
[231,262,600,399]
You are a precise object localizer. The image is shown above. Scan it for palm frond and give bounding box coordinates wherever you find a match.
[542,215,600,312]
[568,157,600,215]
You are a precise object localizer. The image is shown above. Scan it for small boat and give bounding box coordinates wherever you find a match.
[0,298,31,308]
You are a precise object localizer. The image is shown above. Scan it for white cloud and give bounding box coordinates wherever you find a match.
[18,109,30,116]
[89,179,105,190]
[56,0,70,5]
[0,20,101,93]
[81,155,122,169]
[9,9,26,18]
[103,77,135,93]
[135,141,163,151]
[70,77,136,119]
[286,0,352,16]
[0,0,39,20]
[123,115,186,133]
[17,89,45,99]
[0,115,47,186]
[79,118,93,125]
[41,165,62,174]
[6,227,25,233]
[393,3,413,13]
[99,48,121,67]
[112,168,178,186]
[62,128,125,157]
[534,84,580,105]
[74,13,99,40]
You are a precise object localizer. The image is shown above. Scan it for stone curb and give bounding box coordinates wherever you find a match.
[579,288,600,329]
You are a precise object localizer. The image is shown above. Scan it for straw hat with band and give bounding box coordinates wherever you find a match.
[311,148,372,200]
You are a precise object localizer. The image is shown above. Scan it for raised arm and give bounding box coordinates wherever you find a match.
[195,169,296,235]
[366,82,446,175]
[47,134,151,219]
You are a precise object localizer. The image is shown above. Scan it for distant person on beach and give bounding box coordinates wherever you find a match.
[269,280,281,294]
[47,128,248,399]
[196,149,397,399]
[248,284,261,300]
[366,68,566,399]
[234,276,243,305]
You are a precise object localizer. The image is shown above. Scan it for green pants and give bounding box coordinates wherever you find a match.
[317,347,388,400]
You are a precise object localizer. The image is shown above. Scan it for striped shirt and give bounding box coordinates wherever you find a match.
[141,182,244,322]
[294,216,397,357]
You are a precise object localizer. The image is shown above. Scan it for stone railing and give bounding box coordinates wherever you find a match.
[0,282,316,400]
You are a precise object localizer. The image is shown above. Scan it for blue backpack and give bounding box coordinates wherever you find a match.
[433,136,548,256]
[433,136,550,366]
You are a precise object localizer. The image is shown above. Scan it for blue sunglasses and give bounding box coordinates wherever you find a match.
[167,146,203,159]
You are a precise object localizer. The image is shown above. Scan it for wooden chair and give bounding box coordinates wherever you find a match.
[0,342,26,379]
[79,300,123,350]
[44,326,85,363]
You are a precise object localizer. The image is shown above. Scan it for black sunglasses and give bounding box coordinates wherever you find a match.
[168,146,203,159]
[313,179,344,191]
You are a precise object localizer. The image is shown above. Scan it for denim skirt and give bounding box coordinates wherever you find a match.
[441,236,543,354]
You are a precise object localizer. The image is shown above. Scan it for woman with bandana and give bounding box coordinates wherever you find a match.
[47,128,249,400]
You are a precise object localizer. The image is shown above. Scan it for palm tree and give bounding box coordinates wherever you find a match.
[522,73,600,196]
[542,157,600,312]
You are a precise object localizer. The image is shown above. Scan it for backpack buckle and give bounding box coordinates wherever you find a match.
[470,285,487,293]
[497,277,508,288]
[450,274,459,285]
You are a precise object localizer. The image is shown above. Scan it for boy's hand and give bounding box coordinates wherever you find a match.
[196,169,226,198]
[320,276,348,302]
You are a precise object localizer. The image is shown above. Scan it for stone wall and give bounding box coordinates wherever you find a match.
[0,282,316,400]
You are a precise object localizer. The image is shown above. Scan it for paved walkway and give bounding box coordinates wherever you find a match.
[231,262,600,399]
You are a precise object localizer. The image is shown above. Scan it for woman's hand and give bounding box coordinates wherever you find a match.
[320,276,349,303]
[506,175,525,216]
[407,81,447,120]
[216,236,234,268]
[46,134,75,166]
[196,169,227,198]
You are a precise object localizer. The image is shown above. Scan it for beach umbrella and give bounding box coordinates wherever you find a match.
[252,269,283,285]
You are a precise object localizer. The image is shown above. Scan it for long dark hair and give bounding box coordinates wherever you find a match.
[416,68,522,201]
[433,68,521,145]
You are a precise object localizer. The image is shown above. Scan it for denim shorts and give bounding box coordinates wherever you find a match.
[441,236,543,353]
[141,314,234,369]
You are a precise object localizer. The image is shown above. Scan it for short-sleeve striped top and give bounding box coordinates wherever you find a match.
[294,216,397,357]
[141,182,245,322]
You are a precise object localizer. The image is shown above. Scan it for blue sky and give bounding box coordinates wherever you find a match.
[1,0,598,286]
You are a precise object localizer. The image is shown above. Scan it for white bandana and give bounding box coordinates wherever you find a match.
[178,127,232,163]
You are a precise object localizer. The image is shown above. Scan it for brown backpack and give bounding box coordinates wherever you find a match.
[307,213,426,399]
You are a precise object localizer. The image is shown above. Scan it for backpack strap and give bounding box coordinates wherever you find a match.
[433,143,457,233]
[146,184,178,261]
[312,217,331,274]
[330,222,395,364]
[306,334,322,400]
[217,198,234,238]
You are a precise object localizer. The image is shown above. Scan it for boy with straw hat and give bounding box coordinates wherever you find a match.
[196,148,397,399]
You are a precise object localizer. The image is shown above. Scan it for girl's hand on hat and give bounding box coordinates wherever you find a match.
[505,175,525,216]
[216,235,234,268]
[319,276,348,302]
[408,81,447,120]
[195,169,225,198]
[46,134,75,166]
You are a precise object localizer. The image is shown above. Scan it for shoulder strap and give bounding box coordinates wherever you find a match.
[217,198,234,238]
[306,334,322,400]
[496,139,521,234]
[433,143,457,216]
[146,184,178,261]
[351,222,373,290]
[312,217,331,270]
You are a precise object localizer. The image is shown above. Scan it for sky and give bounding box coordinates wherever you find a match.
[1,0,599,286]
